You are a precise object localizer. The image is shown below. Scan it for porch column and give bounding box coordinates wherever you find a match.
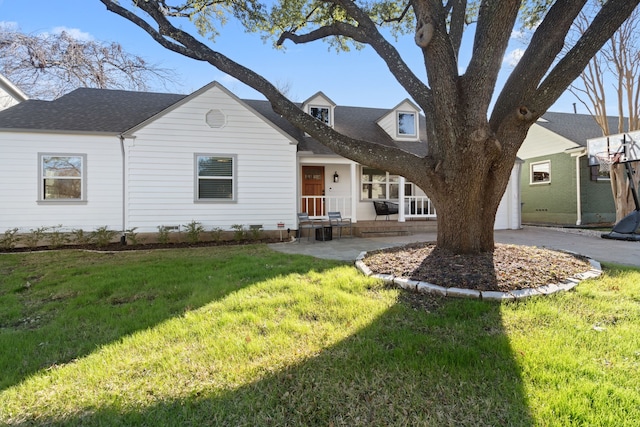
[398,176,406,222]
[350,163,357,223]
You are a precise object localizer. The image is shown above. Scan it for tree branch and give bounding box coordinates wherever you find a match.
[491,1,587,128]
[533,0,640,115]
[448,0,467,58]
[99,0,428,179]
[276,22,367,46]
[462,0,520,118]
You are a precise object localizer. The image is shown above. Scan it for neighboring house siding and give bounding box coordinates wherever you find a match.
[579,157,615,224]
[125,85,297,232]
[521,153,577,224]
[0,133,122,232]
[518,123,578,158]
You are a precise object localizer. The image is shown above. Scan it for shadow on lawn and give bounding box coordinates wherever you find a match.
[15,295,534,426]
[0,245,341,391]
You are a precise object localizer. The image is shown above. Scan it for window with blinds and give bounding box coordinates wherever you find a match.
[196,154,235,201]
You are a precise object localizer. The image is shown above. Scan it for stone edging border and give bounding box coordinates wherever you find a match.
[354,250,603,301]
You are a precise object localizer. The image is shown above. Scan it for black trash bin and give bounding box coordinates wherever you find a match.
[315,226,332,241]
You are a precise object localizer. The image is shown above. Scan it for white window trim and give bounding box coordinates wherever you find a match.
[37,153,87,204]
[396,110,418,139]
[194,153,237,203]
[308,105,332,127]
[530,160,551,185]
[360,167,401,201]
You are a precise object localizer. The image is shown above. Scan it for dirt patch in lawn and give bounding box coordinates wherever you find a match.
[362,242,593,292]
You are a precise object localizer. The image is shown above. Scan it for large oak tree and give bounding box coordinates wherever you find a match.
[100,0,639,255]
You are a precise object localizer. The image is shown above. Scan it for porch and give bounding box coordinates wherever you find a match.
[301,195,437,223]
[300,195,438,238]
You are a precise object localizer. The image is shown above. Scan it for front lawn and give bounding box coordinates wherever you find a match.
[0,245,638,426]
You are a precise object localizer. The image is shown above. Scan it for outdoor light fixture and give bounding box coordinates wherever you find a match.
[333,171,339,183]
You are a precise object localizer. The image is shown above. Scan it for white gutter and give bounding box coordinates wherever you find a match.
[119,135,136,241]
[120,136,126,239]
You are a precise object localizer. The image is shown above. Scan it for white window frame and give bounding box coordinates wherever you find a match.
[530,160,551,184]
[194,154,237,203]
[360,167,401,201]
[396,111,417,138]
[309,105,331,126]
[38,153,87,204]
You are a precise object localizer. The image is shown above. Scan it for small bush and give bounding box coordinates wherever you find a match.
[231,224,246,241]
[210,227,224,242]
[92,226,117,248]
[249,225,263,240]
[0,228,20,249]
[157,226,171,244]
[47,225,69,248]
[23,226,49,249]
[183,221,205,244]
[71,229,92,245]
[125,227,139,245]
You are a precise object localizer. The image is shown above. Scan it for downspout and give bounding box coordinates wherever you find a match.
[574,149,587,226]
[120,135,126,243]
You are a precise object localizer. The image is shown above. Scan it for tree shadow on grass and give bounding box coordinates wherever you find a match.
[10,293,534,426]
[0,245,343,391]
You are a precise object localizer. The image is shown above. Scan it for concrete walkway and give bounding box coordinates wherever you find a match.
[269,226,640,267]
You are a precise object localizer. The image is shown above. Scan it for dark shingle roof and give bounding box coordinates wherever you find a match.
[0,88,186,133]
[537,111,621,146]
[0,86,423,157]
[245,99,429,157]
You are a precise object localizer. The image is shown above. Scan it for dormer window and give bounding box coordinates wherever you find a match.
[397,111,417,137]
[377,99,421,141]
[302,92,336,130]
[310,106,331,126]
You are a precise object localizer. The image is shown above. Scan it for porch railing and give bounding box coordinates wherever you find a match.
[301,196,352,218]
[404,196,437,219]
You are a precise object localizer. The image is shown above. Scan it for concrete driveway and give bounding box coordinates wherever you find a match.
[269,226,640,267]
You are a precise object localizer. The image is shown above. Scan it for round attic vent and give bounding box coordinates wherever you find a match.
[206,109,226,128]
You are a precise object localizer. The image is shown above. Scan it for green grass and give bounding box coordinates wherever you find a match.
[0,247,639,426]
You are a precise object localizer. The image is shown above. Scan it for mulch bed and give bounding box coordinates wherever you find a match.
[362,242,593,292]
[0,238,283,253]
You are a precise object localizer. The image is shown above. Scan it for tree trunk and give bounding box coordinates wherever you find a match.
[419,132,515,255]
[434,189,500,254]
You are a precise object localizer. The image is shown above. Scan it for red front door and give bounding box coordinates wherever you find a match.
[301,166,325,216]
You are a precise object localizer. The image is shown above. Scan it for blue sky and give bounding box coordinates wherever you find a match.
[0,0,582,113]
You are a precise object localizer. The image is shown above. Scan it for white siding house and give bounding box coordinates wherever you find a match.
[0,81,521,236]
[123,83,298,232]
[0,82,298,235]
[1,133,122,232]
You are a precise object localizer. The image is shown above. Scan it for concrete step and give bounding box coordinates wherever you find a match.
[353,220,437,237]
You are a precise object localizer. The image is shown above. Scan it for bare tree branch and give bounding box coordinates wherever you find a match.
[0,27,178,100]
[533,0,640,114]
